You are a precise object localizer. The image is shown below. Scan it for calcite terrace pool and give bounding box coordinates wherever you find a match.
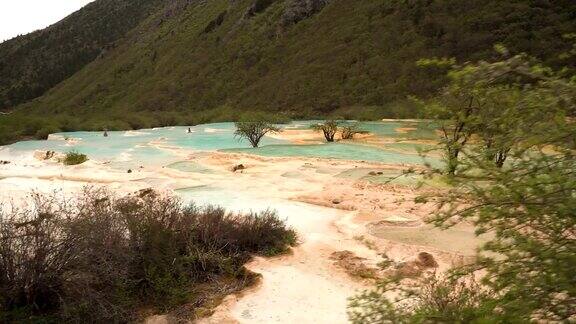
[0,120,477,324]
[1,120,438,169]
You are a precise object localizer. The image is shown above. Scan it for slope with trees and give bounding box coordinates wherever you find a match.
[0,0,165,110]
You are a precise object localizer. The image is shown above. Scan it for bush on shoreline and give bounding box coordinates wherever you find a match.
[63,150,88,165]
[0,189,296,322]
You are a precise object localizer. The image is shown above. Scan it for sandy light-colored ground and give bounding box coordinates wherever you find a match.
[0,144,481,324]
[267,128,374,144]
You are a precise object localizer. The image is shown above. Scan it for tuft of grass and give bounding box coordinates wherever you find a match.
[63,150,88,165]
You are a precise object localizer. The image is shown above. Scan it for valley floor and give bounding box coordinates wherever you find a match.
[0,122,483,323]
[0,151,482,323]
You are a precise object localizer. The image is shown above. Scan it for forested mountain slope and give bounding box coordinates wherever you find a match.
[0,0,165,110]
[1,0,575,143]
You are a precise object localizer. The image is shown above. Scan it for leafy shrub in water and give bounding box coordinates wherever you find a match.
[311,119,340,142]
[341,123,367,140]
[0,189,296,322]
[63,150,88,165]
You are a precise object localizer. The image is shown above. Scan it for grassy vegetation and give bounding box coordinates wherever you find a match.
[63,150,88,165]
[1,0,574,145]
[0,189,296,322]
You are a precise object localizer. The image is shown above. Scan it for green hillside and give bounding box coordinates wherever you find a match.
[0,0,164,110]
[1,0,575,144]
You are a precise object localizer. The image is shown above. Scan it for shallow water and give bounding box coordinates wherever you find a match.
[3,121,439,167]
[370,223,491,256]
[166,161,215,174]
[336,168,422,186]
[5,123,284,168]
[223,142,436,165]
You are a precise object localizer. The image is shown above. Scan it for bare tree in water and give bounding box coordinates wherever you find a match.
[312,120,340,142]
[234,121,281,148]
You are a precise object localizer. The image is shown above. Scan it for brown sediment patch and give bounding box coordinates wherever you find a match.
[266,129,325,144]
[389,252,439,278]
[267,128,374,144]
[293,196,357,211]
[329,249,441,281]
[330,251,379,280]
[415,252,439,268]
[395,127,417,134]
[368,215,422,228]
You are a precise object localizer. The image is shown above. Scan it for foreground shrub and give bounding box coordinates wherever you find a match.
[190,207,297,256]
[63,150,88,165]
[0,189,296,322]
[349,273,496,323]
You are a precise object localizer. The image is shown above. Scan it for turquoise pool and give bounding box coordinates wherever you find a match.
[222,143,436,165]
[3,121,440,167]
